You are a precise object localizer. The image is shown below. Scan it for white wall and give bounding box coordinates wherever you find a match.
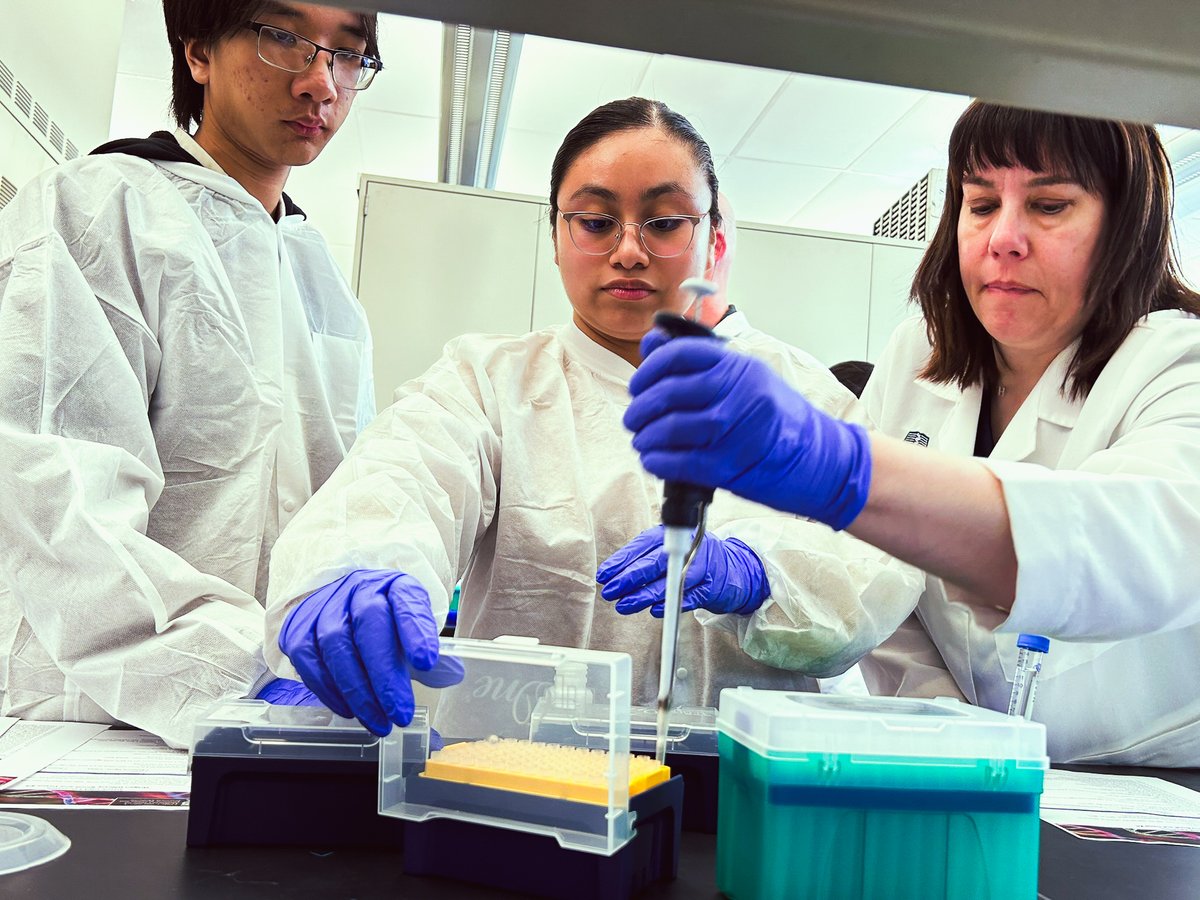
[354,176,926,406]
[0,0,126,155]
[0,106,56,195]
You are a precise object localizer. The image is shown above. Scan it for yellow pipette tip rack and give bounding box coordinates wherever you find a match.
[422,737,671,805]
[378,637,677,856]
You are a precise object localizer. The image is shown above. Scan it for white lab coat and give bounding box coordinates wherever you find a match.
[860,311,1200,764]
[266,321,922,709]
[0,152,374,747]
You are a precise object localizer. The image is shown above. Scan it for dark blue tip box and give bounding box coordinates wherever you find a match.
[401,774,684,900]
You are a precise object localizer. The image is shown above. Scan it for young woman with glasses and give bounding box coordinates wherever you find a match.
[262,98,922,737]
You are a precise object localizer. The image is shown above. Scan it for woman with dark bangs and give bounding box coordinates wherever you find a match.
[624,100,1200,765]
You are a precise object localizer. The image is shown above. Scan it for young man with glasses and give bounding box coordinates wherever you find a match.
[0,2,382,746]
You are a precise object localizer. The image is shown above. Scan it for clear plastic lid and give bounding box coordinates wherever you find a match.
[189,698,395,763]
[380,636,652,856]
[0,812,71,876]
[630,705,717,756]
[530,680,717,758]
[718,688,1047,764]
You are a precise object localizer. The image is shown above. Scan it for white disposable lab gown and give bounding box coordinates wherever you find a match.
[860,311,1200,764]
[0,151,374,747]
[267,321,922,711]
[714,310,875,697]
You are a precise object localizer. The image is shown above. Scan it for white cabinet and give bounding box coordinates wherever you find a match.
[354,178,546,406]
[868,242,927,359]
[734,226,872,365]
[354,176,926,406]
[531,221,570,332]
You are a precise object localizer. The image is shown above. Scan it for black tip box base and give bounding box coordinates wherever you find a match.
[186,755,404,849]
[661,751,718,833]
[401,774,684,900]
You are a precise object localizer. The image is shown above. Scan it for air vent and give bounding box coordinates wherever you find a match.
[0,57,83,166]
[874,169,946,243]
[31,102,49,135]
[14,81,31,116]
[0,176,17,212]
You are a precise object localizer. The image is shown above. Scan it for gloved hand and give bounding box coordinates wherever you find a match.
[627,333,872,530]
[279,569,465,736]
[597,525,770,617]
[255,677,324,706]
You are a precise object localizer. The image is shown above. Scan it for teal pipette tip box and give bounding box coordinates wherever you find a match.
[716,690,1047,900]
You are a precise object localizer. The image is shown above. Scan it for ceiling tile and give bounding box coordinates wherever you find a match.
[739,73,925,169]
[357,110,440,183]
[356,15,443,118]
[788,171,914,236]
[492,128,562,199]
[634,56,788,156]
[717,157,838,226]
[504,36,653,138]
[1164,127,1200,169]
[849,91,970,180]
[1158,124,1193,146]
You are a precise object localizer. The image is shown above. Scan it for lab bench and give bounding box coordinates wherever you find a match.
[2,765,1198,900]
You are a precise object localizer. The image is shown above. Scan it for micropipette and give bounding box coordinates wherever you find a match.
[652,276,720,763]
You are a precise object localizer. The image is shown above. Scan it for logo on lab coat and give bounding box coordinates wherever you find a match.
[903,431,930,447]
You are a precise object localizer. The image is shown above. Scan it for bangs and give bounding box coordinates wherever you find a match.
[950,103,1106,196]
[918,100,1198,399]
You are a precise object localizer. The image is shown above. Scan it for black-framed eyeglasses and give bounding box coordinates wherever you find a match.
[558,211,709,258]
[245,22,383,91]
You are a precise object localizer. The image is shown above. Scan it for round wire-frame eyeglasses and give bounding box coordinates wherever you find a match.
[558,211,709,258]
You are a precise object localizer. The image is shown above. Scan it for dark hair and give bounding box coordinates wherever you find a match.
[914,100,1200,399]
[548,97,721,232]
[162,1,380,131]
[830,360,874,398]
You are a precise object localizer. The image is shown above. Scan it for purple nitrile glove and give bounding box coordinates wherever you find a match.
[279,569,465,737]
[626,334,872,530]
[597,525,770,618]
[255,677,324,706]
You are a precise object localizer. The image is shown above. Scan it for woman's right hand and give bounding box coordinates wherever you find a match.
[627,333,873,530]
[278,569,464,735]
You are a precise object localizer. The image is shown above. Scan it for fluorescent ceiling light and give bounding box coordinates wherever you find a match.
[439,24,523,188]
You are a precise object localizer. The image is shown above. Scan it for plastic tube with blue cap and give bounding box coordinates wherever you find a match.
[1007,634,1049,720]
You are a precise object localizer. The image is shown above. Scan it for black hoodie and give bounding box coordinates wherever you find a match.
[91,130,306,218]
